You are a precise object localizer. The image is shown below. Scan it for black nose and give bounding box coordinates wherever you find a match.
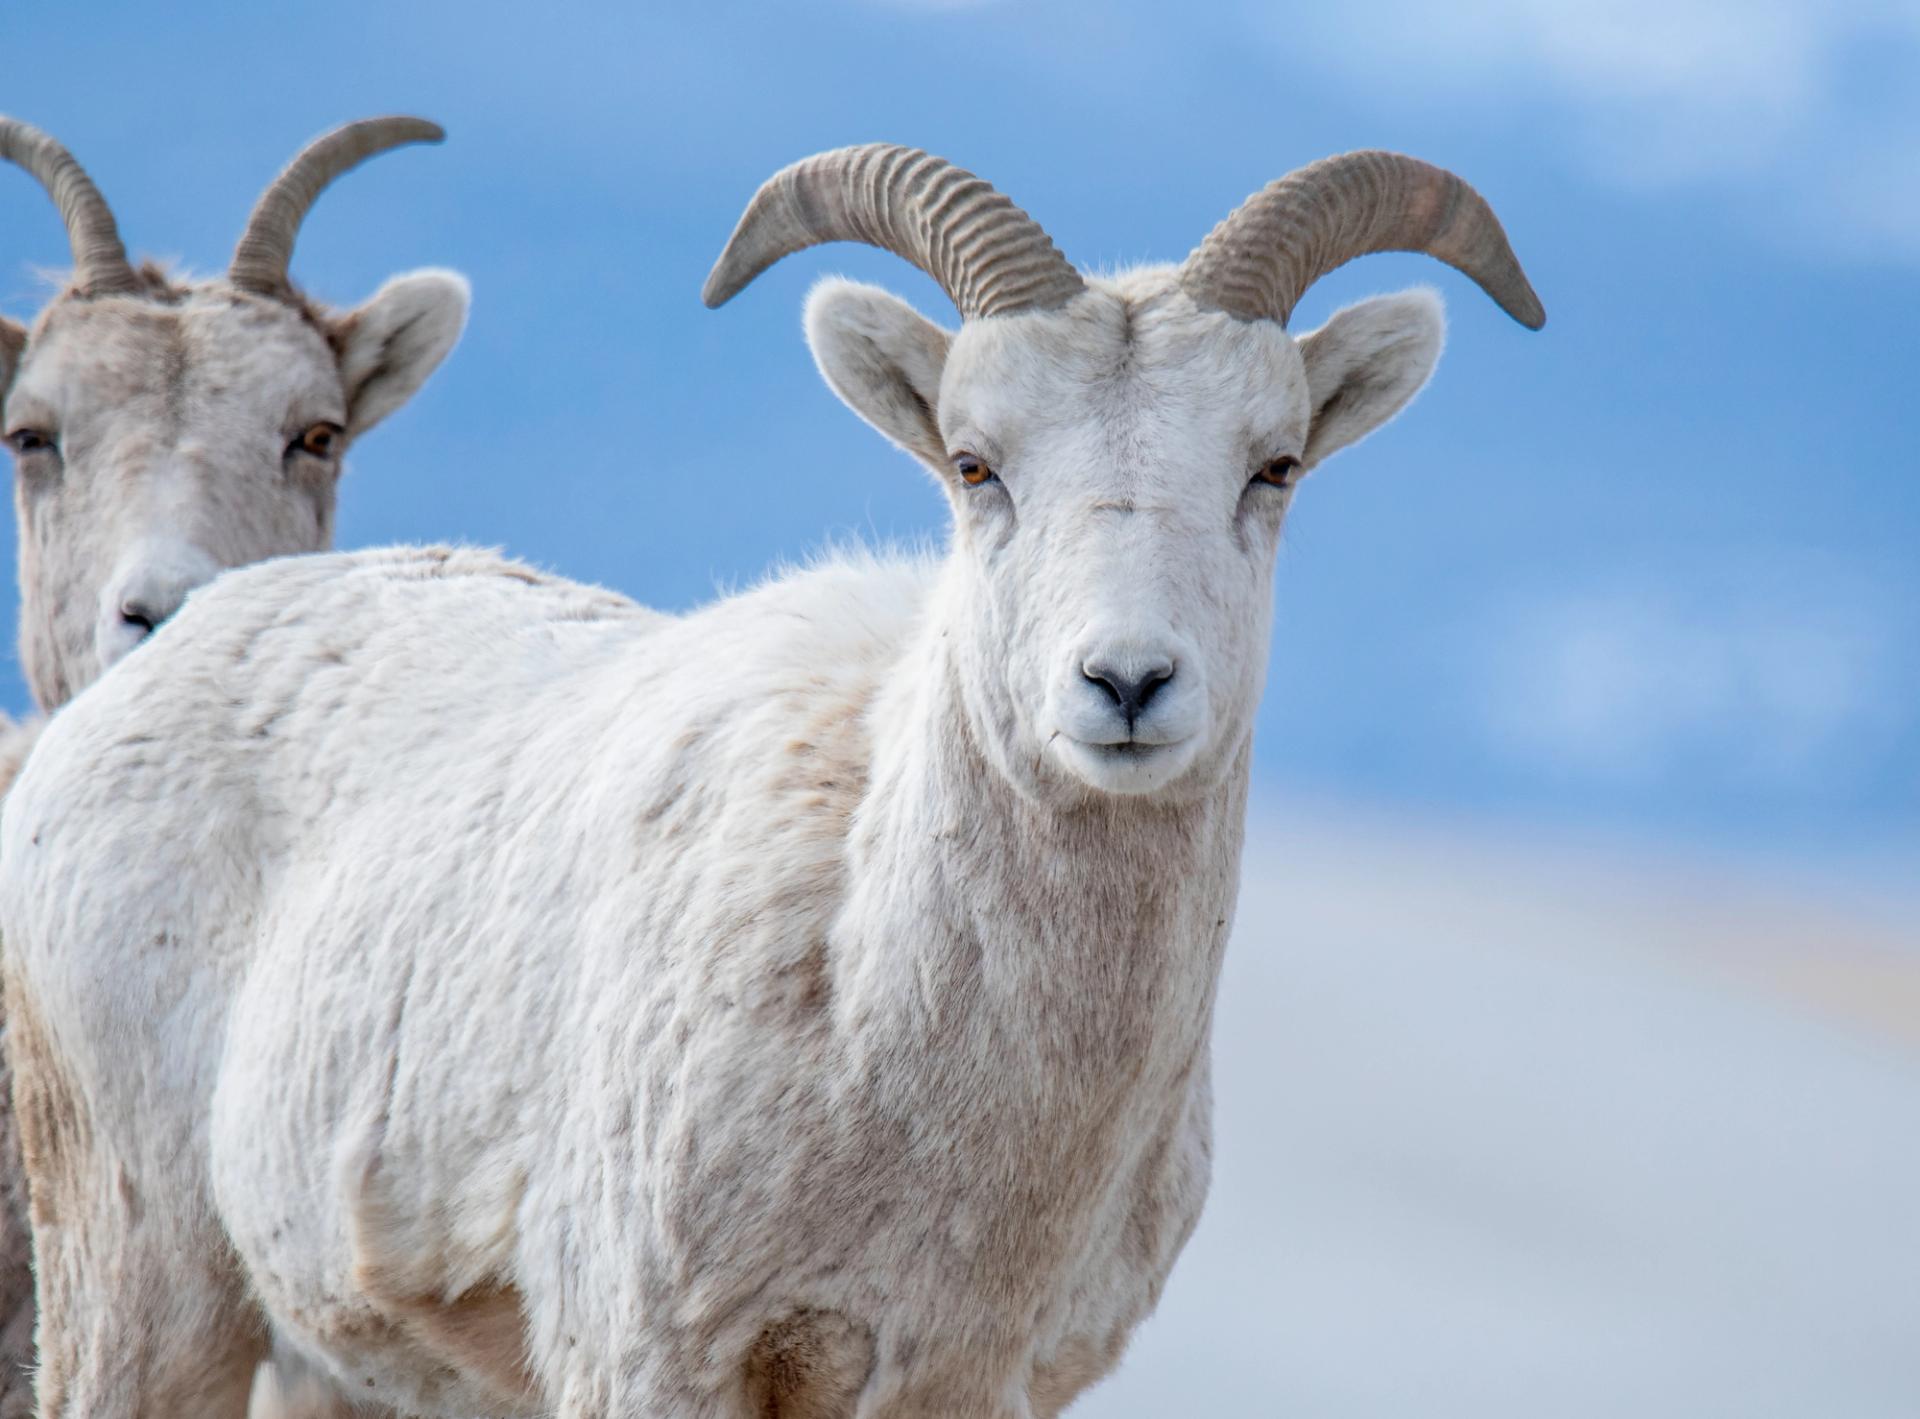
[1082,659,1175,724]
[120,598,161,636]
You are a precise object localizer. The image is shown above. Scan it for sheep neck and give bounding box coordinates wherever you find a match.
[831,614,1248,1150]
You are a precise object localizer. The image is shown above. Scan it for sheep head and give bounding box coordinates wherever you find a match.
[707,145,1542,803]
[0,116,469,711]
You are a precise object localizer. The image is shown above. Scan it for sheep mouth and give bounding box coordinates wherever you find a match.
[1051,732,1201,796]
[1059,734,1196,767]
[1070,733,1189,757]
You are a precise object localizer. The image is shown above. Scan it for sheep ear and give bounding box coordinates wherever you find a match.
[332,269,470,440]
[1295,289,1445,469]
[0,317,25,396]
[805,278,951,470]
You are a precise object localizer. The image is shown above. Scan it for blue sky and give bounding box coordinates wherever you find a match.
[2,0,1916,866]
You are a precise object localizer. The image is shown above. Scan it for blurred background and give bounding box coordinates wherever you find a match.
[2,0,1914,1412]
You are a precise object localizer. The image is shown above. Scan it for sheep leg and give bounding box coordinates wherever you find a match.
[852,1364,1037,1419]
[9,988,261,1419]
[20,1178,263,1418]
[0,1296,31,1419]
[548,1364,739,1419]
[247,1350,405,1419]
[0,1012,38,1419]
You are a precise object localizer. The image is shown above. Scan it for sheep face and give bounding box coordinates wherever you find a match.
[807,270,1445,802]
[0,270,465,709]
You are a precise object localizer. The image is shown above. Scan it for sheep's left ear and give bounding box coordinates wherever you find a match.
[333,269,470,440]
[0,316,25,396]
[1295,289,1444,469]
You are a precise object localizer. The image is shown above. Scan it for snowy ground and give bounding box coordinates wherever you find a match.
[1079,809,1920,1418]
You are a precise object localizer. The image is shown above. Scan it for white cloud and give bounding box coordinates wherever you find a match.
[1271,0,1920,260]
[1463,559,1915,787]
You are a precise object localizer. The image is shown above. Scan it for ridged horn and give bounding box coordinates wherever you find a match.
[230,116,444,298]
[0,116,138,297]
[1181,150,1544,330]
[703,143,1084,320]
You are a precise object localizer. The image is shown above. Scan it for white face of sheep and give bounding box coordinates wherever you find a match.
[0,116,467,711]
[1,276,464,708]
[807,274,1446,798]
[708,146,1542,804]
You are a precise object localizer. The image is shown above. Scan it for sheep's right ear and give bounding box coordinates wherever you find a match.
[0,317,25,395]
[805,278,951,470]
[333,269,470,441]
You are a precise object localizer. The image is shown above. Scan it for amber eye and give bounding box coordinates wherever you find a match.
[291,422,343,459]
[1252,454,1300,489]
[952,452,996,487]
[5,429,54,456]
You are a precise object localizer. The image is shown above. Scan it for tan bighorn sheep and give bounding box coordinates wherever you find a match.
[0,115,468,1419]
[0,145,1539,1417]
[0,114,469,776]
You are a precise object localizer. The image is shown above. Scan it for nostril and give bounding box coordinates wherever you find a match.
[1082,660,1177,723]
[1135,663,1174,712]
[119,599,158,636]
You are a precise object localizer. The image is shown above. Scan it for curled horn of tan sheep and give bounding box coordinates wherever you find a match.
[0,115,139,297]
[1,114,447,306]
[229,115,445,299]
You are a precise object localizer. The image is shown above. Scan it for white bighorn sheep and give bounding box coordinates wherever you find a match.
[0,115,468,1419]
[0,145,1541,1419]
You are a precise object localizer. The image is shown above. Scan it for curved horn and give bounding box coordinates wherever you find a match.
[1180,150,1544,330]
[0,116,138,297]
[703,143,1084,320]
[230,116,445,297]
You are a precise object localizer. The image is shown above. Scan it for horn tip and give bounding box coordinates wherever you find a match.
[370,116,445,147]
[1510,288,1547,330]
[701,266,740,309]
[702,241,766,308]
